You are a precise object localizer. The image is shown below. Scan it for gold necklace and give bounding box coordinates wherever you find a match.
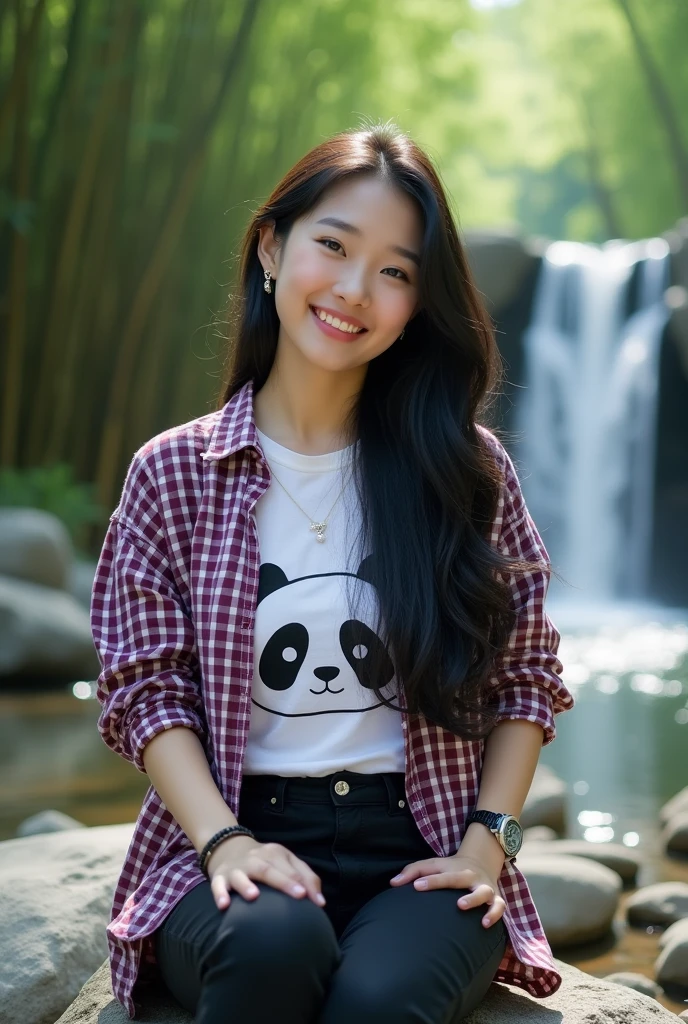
[268,465,352,542]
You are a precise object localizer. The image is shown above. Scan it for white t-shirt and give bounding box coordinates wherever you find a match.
[242,427,405,777]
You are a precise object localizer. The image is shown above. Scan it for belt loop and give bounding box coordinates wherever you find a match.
[381,773,400,813]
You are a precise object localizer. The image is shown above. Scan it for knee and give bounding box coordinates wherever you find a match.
[207,886,339,980]
[323,975,420,1024]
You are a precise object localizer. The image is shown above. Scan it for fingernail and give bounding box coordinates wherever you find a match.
[483,917,490,925]
[292,884,306,896]
[316,893,326,905]
[414,878,428,889]
[459,897,469,906]
[391,874,403,882]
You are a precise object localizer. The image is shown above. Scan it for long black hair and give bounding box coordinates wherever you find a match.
[219,122,548,740]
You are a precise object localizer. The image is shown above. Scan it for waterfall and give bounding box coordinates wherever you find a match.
[515,238,671,603]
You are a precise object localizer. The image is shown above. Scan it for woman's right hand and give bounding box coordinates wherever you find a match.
[205,835,326,911]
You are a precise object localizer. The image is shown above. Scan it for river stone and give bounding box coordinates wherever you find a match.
[522,826,557,842]
[520,839,640,884]
[659,786,688,827]
[69,558,98,609]
[516,853,621,946]
[655,917,688,987]
[0,822,136,1024]
[661,811,688,855]
[54,956,679,1023]
[521,764,567,832]
[626,882,688,927]
[16,809,87,837]
[0,573,100,678]
[603,971,661,998]
[0,507,73,590]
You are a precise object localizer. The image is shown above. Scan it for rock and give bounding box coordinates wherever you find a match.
[0,507,73,590]
[55,957,679,1023]
[464,230,540,314]
[626,882,688,928]
[661,811,688,855]
[603,971,661,998]
[0,822,135,1024]
[69,558,97,610]
[679,1012,688,1022]
[655,917,688,987]
[516,852,621,947]
[520,839,640,884]
[0,573,100,678]
[659,786,688,827]
[16,810,87,837]
[521,764,567,832]
[522,826,558,842]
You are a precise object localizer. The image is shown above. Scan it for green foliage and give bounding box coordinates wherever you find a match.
[0,465,107,553]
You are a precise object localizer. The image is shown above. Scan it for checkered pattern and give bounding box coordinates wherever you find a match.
[91,379,575,1018]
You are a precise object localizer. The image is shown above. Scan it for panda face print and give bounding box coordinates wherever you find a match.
[252,560,397,717]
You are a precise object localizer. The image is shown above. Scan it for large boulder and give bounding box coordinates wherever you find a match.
[661,812,688,855]
[626,882,688,928]
[55,957,680,1023]
[516,853,621,947]
[520,838,640,884]
[0,573,100,678]
[0,823,135,1024]
[0,507,73,590]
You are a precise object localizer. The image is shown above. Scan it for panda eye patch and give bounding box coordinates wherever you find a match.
[340,619,394,689]
[260,623,308,691]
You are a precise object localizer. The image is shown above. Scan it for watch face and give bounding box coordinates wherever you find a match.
[502,818,522,856]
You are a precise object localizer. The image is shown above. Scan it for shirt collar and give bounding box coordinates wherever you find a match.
[200,378,263,462]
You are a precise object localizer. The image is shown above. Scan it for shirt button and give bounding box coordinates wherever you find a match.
[334,780,350,796]
[398,799,406,808]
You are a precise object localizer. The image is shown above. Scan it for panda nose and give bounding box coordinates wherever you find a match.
[313,666,340,684]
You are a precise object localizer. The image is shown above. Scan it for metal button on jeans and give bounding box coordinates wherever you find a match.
[334,780,350,796]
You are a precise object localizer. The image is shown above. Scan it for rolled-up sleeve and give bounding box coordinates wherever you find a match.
[483,434,574,746]
[91,454,206,774]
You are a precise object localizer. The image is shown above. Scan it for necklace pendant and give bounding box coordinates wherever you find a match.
[310,521,327,542]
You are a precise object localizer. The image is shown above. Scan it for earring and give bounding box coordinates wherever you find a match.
[264,270,272,294]
[399,328,405,340]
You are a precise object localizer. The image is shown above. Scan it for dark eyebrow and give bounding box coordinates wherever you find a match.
[315,216,421,267]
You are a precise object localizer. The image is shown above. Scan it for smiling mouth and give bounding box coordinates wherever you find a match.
[309,305,368,335]
[309,684,345,695]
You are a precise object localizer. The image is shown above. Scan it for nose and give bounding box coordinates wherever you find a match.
[333,267,371,308]
[313,666,340,684]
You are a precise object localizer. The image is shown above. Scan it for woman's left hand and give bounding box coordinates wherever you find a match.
[389,852,506,928]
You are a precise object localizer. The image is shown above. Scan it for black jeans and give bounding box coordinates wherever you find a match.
[154,770,508,1023]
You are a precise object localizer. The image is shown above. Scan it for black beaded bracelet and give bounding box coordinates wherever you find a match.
[198,825,256,876]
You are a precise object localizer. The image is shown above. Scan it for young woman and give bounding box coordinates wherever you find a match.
[92,123,575,1023]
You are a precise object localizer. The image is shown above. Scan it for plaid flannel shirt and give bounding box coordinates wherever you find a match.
[92,378,574,1018]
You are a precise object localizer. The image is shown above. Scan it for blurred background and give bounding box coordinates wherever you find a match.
[1,0,687,1011]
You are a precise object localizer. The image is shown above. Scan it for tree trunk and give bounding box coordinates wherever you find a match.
[94,0,263,509]
[614,0,688,213]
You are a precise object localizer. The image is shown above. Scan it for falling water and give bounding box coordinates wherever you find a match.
[515,238,672,603]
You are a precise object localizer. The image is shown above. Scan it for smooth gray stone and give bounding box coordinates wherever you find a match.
[520,839,640,883]
[626,882,688,927]
[659,786,688,827]
[16,809,87,837]
[655,917,688,988]
[0,507,73,590]
[661,812,688,855]
[521,764,567,833]
[603,971,661,998]
[516,853,621,947]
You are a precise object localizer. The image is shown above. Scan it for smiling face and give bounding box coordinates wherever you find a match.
[258,174,423,374]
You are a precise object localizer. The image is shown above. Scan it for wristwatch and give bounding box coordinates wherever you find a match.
[466,810,523,861]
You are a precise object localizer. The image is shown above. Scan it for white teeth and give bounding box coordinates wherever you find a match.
[314,307,364,334]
